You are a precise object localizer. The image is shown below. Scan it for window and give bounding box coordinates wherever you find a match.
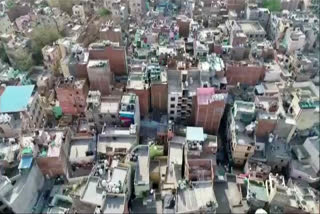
[169,117,174,121]
[170,97,175,102]
[170,110,175,114]
[170,104,175,108]
[247,146,251,151]
[245,153,249,157]
[79,105,83,108]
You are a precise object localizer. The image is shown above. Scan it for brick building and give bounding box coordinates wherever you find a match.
[56,77,89,115]
[176,15,190,38]
[88,41,127,76]
[148,64,168,113]
[226,62,266,85]
[194,88,227,134]
[87,60,113,96]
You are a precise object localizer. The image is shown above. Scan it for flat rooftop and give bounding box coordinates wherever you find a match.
[135,146,149,185]
[97,134,136,154]
[101,196,125,214]
[186,127,205,142]
[0,85,35,113]
[176,182,216,213]
[81,176,104,206]
[238,21,265,34]
[69,137,95,161]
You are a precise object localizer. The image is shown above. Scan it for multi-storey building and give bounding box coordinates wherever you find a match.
[126,65,150,117]
[0,85,45,137]
[89,41,127,76]
[87,60,113,96]
[194,88,227,134]
[148,64,168,113]
[42,44,62,75]
[55,77,89,115]
[228,101,256,166]
[86,91,122,132]
[168,70,201,124]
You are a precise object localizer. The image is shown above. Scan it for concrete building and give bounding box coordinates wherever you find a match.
[0,162,44,214]
[80,161,131,213]
[246,179,268,212]
[254,96,279,137]
[127,65,150,117]
[67,135,96,180]
[30,129,72,178]
[229,101,256,166]
[87,60,113,96]
[99,23,123,44]
[0,85,45,137]
[97,125,138,160]
[118,93,140,130]
[283,81,319,133]
[290,136,319,184]
[246,4,270,29]
[103,0,128,26]
[176,181,217,213]
[214,173,250,213]
[244,160,271,180]
[60,44,89,79]
[42,44,62,75]
[167,70,201,124]
[194,88,227,135]
[251,135,291,172]
[134,145,150,198]
[86,91,122,132]
[129,0,146,16]
[282,27,306,54]
[148,64,168,113]
[266,173,320,213]
[184,127,217,181]
[229,20,266,44]
[89,41,127,76]
[72,5,86,23]
[164,137,185,190]
[56,77,88,116]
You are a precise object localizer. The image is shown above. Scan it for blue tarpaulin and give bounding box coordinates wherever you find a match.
[18,156,33,169]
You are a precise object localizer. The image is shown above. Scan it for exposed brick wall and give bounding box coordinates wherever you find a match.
[194,97,226,135]
[256,119,277,137]
[56,82,88,115]
[36,157,64,177]
[226,64,266,85]
[128,88,150,117]
[89,46,127,76]
[151,84,168,112]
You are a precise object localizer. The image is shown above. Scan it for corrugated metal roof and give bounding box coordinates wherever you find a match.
[0,85,35,113]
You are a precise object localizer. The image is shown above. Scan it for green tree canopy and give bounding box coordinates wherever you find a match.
[263,0,281,11]
[98,8,112,17]
[30,26,61,65]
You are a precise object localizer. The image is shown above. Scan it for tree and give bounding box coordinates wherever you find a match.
[98,8,112,17]
[14,51,33,71]
[263,0,281,11]
[0,43,9,64]
[58,0,73,15]
[30,26,62,65]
